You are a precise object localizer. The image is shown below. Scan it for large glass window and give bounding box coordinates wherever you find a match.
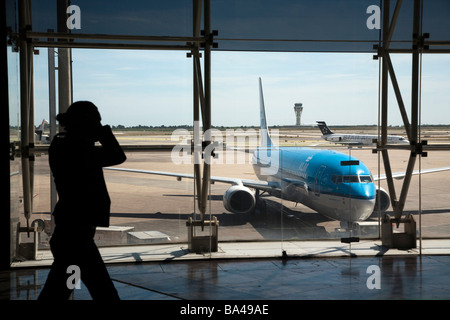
[18,49,450,255]
[6,1,450,265]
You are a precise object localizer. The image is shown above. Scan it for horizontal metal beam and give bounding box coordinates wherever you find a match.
[425,40,450,46]
[27,31,203,43]
[18,34,450,53]
[387,49,450,54]
[32,40,195,51]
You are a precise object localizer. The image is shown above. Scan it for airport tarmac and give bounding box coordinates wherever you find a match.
[25,126,450,252]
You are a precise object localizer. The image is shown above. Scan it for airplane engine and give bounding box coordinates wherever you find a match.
[223,185,256,214]
[374,186,390,212]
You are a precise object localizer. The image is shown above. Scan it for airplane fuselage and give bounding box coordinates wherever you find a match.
[322,133,409,146]
[252,147,376,222]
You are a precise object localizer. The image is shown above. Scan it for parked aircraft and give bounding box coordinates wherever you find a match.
[317,121,409,146]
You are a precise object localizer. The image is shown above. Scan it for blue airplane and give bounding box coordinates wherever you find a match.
[106,78,450,225]
[246,78,376,223]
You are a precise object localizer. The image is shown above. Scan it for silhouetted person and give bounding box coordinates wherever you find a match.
[38,101,126,300]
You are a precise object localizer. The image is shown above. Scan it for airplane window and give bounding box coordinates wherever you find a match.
[342,175,358,183]
[332,175,364,184]
[360,175,373,183]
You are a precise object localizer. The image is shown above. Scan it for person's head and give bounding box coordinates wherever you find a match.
[57,101,102,132]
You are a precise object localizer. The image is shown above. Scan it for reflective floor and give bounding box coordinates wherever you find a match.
[2,254,450,301]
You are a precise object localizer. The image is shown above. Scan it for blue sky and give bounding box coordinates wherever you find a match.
[32,49,450,127]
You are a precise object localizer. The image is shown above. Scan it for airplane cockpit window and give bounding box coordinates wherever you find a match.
[332,175,372,184]
[359,175,373,183]
[342,175,359,183]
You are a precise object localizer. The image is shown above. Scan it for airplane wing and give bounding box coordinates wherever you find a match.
[373,166,450,181]
[104,167,280,193]
[106,165,450,188]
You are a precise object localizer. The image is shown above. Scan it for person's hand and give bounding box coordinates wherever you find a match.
[97,125,114,144]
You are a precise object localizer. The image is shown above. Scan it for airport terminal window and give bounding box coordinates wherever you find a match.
[25,51,450,252]
[6,1,450,267]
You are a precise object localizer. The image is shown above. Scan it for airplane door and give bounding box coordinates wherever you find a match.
[314,165,326,196]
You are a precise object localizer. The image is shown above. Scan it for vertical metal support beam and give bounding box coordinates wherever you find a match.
[27,32,35,220]
[193,0,202,40]
[384,0,402,49]
[18,0,32,230]
[380,0,399,215]
[48,34,57,142]
[192,0,202,220]
[381,0,389,146]
[57,0,72,116]
[395,0,422,220]
[48,41,57,226]
[410,0,421,145]
[200,0,211,220]
[190,0,213,222]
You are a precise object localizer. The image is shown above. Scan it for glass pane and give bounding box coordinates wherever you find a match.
[210,51,382,251]
[105,150,193,247]
[31,48,194,248]
[32,0,192,37]
[213,0,381,52]
[418,54,450,238]
[8,49,21,260]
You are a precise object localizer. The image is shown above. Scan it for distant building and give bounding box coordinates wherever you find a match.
[294,103,303,126]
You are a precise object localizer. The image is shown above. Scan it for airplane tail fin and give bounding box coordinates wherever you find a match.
[37,119,48,132]
[259,78,274,148]
[316,121,333,135]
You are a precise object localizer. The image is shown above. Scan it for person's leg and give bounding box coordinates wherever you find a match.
[38,228,74,300]
[78,228,120,300]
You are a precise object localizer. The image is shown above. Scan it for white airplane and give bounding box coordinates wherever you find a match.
[317,121,409,146]
[106,79,450,225]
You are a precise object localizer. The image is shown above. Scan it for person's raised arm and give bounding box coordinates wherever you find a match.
[96,125,126,167]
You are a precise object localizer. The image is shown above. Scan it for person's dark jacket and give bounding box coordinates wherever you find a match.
[49,125,126,227]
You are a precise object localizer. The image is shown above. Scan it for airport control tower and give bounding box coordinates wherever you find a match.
[294,103,303,126]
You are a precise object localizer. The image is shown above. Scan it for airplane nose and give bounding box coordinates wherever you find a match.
[347,198,376,222]
[344,184,376,222]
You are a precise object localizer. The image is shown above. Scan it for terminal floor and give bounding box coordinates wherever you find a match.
[2,251,450,301]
